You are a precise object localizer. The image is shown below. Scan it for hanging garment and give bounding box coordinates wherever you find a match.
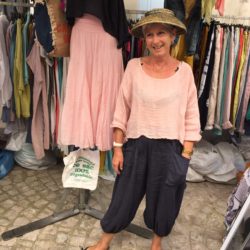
[57,57,69,154]
[247,104,250,121]
[9,22,16,83]
[60,14,124,151]
[164,0,201,55]
[215,0,225,16]
[34,0,71,57]
[218,27,231,128]
[202,0,216,23]
[198,24,216,130]
[26,41,50,159]
[214,27,228,131]
[232,30,248,127]
[222,27,235,129]
[231,28,244,104]
[237,32,250,111]
[196,24,209,86]
[7,22,17,123]
[205,26,222,130]
[235,34,250,131]
[198,25,215,98]
[66,0,130,49]
[13,18,30,119]
[0,15,12,108]
[22,12,30,86]
[239,57,250,132]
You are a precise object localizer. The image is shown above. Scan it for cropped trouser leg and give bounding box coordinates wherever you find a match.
[101,137,148,233]
[143,139,188,236]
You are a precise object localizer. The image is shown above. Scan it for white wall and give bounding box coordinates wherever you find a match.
[124,0,164,11]
[148,0,164,10]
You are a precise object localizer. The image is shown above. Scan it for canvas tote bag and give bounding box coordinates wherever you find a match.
[62,149,100,190]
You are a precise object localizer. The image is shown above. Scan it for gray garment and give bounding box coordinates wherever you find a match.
[222,27,234,129]
[0,14,12,107]
[214,28,229,130]
[0,0,26,19]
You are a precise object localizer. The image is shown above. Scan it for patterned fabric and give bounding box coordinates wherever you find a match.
[225,168,250,229]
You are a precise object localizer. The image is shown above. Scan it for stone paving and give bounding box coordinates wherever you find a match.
[0,164,239,250]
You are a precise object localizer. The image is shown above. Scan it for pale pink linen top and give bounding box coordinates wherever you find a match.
[111,58,201,144]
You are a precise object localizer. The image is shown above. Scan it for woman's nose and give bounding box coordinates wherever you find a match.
[152,35,160,44]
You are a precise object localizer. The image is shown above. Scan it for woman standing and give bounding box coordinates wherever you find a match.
[83,8,201,250]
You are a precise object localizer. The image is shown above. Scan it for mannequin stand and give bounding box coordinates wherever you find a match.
[2,145,152,240]
[1,188,152,241]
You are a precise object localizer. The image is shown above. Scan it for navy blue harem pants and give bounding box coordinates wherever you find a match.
[101,136,189,237]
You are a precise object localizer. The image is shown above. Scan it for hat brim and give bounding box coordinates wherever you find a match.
[131,15,186,38]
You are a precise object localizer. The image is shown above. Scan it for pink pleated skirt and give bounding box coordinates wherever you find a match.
[60,14,124,150]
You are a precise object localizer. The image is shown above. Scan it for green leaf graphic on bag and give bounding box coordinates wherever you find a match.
[71,157,95,179]
[62,149,100,190]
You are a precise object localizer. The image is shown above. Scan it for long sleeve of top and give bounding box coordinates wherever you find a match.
[111,58,201,143]
[66,0,130,48]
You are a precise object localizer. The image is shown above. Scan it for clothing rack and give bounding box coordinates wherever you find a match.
[125,9,146,15]
[0,1,34,7]
[0,4,146,12]
[211,14,250,20]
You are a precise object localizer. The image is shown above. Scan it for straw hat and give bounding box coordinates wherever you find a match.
[131,8,186,38]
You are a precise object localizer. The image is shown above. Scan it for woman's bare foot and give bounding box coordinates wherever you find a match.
[84,243,109,250]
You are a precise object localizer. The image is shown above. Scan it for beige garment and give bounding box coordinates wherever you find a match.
[202,0,216,23]
[26,42,50,159]
[205,26,222,130]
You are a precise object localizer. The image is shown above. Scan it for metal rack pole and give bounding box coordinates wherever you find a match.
[0,1,34,7]
[125,9,147,15]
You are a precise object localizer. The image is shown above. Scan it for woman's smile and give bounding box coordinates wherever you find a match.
[152,44,164,50]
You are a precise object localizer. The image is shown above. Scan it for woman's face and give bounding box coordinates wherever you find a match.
[144,23,175,58]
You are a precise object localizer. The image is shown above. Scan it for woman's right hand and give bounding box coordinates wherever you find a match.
[112,148,124,175]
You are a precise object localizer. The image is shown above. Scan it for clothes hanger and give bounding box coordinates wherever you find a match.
[0,0,7,16]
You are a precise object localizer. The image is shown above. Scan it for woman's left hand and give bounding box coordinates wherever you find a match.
[181,152,191,160]
[112,148,124,175]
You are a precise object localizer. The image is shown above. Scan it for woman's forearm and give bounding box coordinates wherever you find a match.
[113,128,125,144]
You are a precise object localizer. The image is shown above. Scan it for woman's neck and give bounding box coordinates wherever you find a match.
[141,55,179,78]
[150,55,172,66]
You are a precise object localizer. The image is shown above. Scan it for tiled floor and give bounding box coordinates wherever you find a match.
[0,164,239,249]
